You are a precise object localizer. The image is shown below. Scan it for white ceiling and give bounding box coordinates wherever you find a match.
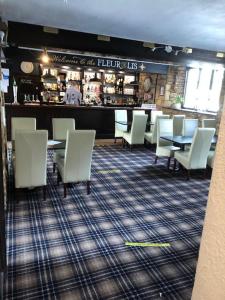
[1,0,225,52]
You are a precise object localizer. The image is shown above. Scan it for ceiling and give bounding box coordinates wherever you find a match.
[1,0,225,52]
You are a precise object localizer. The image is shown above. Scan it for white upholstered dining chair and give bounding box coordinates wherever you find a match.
[52,118,76,140]
[173,115,185,136]
[155,119,180,169]
[56,130,96,197]
[52,118,75,172]
[202,119,217,129]
[150,110,163,132]
[144,115,169,145]
[174,128,215,179]
[114,110,127,142]
[132,110,145,116]
[14,130,48,199]
[123,114,148,149]
[151,110,163,124]
[182,119,198,136]
[11,117,36,140]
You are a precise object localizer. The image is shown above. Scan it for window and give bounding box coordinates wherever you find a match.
[184,66,224,112]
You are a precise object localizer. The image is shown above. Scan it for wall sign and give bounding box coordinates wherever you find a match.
[5,47,169,74]
[50,53,165,73]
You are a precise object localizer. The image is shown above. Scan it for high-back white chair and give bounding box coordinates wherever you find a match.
[182,119,198,136]
[132,110,145,117]
[123,114,148,148]
[173,115,185,136]
[114,110,127,142]
[52,118,76,172]
[144,115,169,144]
[56,130,96,197]
[174,128,215,179]
[11,117,36,140]
[15,130,48,199]
[202,119,217,129]
[151,110,163,125]
[52,118,75,140]
[155,119,179,169]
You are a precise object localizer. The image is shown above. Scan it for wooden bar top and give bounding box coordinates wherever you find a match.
[5,103,150,110]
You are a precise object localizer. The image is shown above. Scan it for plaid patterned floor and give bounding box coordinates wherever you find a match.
[5,145,210,300]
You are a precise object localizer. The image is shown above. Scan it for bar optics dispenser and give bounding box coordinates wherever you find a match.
[13,78,18,105]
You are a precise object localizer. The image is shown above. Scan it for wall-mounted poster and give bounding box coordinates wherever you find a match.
[0,68,9,93]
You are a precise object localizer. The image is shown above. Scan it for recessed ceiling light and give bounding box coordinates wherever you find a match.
[87,68,93,71]
[76,67,81,70]
[99,69,105,72]
[97,35,110,42]
[62,65,70,69]
[43,26,59,34]
[108,70,113,73]
[119,71,124,74]
[186,48,193,54]
[143,42,155,49]
[216,52,224,58]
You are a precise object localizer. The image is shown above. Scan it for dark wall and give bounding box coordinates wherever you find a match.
[8,21,225,66]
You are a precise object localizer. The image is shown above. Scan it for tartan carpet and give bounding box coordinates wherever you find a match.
[5,145,210,300]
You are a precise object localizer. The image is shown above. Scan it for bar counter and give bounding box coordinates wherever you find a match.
[5,104,151,140]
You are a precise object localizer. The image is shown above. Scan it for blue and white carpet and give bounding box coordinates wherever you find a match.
[5,145,210,299]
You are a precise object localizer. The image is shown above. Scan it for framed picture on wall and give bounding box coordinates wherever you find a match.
[160,85,165,96]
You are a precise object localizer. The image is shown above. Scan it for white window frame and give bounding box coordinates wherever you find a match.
[184,66,224,113]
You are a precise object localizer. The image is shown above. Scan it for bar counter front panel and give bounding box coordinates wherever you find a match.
[5,104,151,140]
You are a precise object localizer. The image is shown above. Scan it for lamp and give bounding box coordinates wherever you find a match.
[152,45,193,56]
[152,46,163,52]
[165,45,173,53]
[41,48,50,64]
[152,45,173,53]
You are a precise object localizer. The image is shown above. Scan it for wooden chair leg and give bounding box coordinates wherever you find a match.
[64,183,67,198]
[122,138,125,148]
[87,181,91,194]
[155,156,158,164]
[43,186,47,201]
[114,138,117,143]
[53,162,56,173]
[167,157,171,170]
